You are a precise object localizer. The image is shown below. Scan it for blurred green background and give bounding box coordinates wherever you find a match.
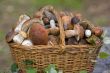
[0,0,110,72]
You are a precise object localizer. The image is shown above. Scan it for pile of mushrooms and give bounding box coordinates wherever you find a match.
[61,13,103,45]
[6,6,60,46]
[6,8,103,46]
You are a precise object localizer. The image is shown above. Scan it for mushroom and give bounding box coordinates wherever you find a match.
[71,13,82,25]
[29,22,48,45]
[74,24,84,41]
[14,14,30,33]
[6,28,17,43]
[22,39,33,46]
[50,19,56,28]
[13,34,24,44]
[85,29,92,38]
[71,16,80,25]
[62,15,71,30]
[65,30,77,38]
[65,24,84,41]
[43,10,57,22]
[21,18,44,32]
[92,26,103,37]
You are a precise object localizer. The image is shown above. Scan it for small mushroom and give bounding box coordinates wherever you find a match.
[74,24,84,41]
[50,19,56,28]
[44,10,57,22]
[14,14,30,33]
[62,15,71,30]
[85,29,92,38]
[6,28,17,43]
[13,34,24,44]
[65,24,84,41]
[29,22,48,45]
[22,39,33,46]
[92,26,103,37]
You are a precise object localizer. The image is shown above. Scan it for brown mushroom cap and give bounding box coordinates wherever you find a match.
[92,26,103,37]
[74,24,84,40]
[29,22,48,45]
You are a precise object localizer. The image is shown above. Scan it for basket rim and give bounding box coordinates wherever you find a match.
[8,43,101,50]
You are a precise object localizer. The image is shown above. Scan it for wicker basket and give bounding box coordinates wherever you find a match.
[8,6,101,73]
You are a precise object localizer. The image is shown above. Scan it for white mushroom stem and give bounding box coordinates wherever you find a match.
[14,14,30,33]
[50,19,56,28]
[22,39,33,46]
[13,34,24,44]
[65,30,77,38]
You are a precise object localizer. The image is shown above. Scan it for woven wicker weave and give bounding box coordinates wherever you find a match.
[8,6,101,73]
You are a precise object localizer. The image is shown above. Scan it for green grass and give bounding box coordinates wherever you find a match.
[0,31,5,41]
[31,0,83,10]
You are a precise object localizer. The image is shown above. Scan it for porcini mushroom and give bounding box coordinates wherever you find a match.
[65,24,84,40]
[62,15,71,30]
[22,18,44,32]
[65,30,77,38]
[6,28,17,43]
[14,14,30,33]
[74,24,84,41]
[29,22,48,45]
[92,26,103,37]
[44,10,57,22]
[13,34,24,44]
